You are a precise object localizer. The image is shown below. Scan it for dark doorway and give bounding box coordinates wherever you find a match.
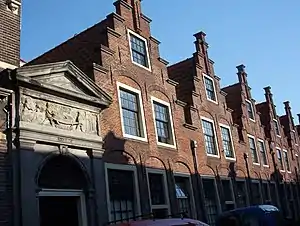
[39,196,80,226]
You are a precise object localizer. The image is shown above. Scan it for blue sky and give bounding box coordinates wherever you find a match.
[21,0,300,118]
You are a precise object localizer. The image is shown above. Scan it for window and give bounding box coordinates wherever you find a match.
[283,150,290,172]
[274,119,280,136]
[117,82,147,141]
[202,178,219,226]
[246,100,255,120]
[296,154,300,170]
[262,183,271,203]
[203,74,217,103]
[220,125,235,159]
[277,149,284,171]
[269,183,278,207]
[221,179,235,211]
[147,171,169,219]
[248,136,259,164]
[236,180,248,208]
[128,30,150,69]
[258,140,268,166]
[201,118,218,156]
[174,176,192,218]
[251,182,261,205]
[151,97,175,147]
[293,131,298,145]
[106,165,140,223]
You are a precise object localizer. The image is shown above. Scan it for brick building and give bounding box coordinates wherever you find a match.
[0,0,300,226]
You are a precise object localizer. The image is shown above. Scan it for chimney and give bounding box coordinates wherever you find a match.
[284,101,295,128]
[236,64,247,84]
[297,114,300,124]
[114,0,142,31]
[194,31,211,75]
[236,64,251,99]
[264,86,277,117]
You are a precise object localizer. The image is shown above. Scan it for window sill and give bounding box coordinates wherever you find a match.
[225,157,236,161]
[263,164,270,168]
[249,118,256,122]
[207,154,220,159]
[157,142,176,150]
[131,60,152,72]
[253,162,260,166]
[206,98,218,105]
[123,135,148,143]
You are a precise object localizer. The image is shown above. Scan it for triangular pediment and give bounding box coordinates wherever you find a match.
[16,61,112,106]
[35,74,87,95]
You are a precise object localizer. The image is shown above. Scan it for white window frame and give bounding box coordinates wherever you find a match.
[201,116,220,158]
[245,99,255,122]
[38,189,88,226]
[292,130,298,146]
[203,73,218,104]
[273,119,281,137]
[127,29,151,72]
[257,139,269,167]
[247,134,260,165]
[146,168,170,214]
[104,163,142,222]
[173,173,196,218]
[117,82,148,142]
[151,96,176,149]
[219,123,236,161]
[276,148,285,172]
[283,149,291,173]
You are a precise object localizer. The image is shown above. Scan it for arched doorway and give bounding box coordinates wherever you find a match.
[36,154,89,226]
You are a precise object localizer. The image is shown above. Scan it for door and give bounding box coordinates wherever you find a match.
[38,192,87,226]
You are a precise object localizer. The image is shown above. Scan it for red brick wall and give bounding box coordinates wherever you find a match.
[0,0,21,67]
[25,0,298,183]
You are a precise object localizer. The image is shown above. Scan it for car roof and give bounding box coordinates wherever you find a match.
[219,205,279,217]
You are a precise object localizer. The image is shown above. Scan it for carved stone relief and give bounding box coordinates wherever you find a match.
[20,96,99,135]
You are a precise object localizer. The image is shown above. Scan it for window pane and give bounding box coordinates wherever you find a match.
[283,151,290,171]
[204,77,216,101]
[221,127,234,158]
[108,169,136,222]
[262,183,270,203]
[246,101,254,120]
[258,141,268,165]
[236,181,247,207]
[274,120,280,136]
[148,173,166,205]
[269,183,278,207]
[251,182,261,205]
[175,177,191,218]
[120,89,142,137]
[248,137,259,163]
[277,149,284,170]
[202,178,218,225]
[153,101,173,144]
[130,34,148,67]
[202,120,217,155]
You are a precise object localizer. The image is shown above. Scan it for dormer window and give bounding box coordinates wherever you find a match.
[274,119,280,136]
[203,74,217,103]
[245,99,255,121]
[128,30,151,71]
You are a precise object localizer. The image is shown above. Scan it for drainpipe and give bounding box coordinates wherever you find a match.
[190,140,207,222]
[244,153,252,205]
